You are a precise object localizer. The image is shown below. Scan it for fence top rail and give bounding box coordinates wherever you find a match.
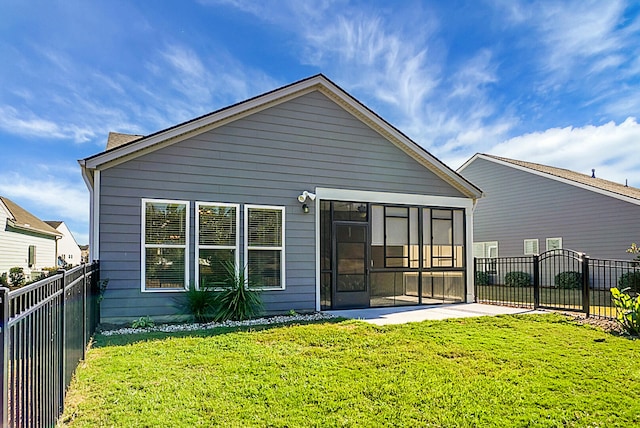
[7,262,97,299]
[588,257,640,265]
[475,256,535,262]
[538,248,585,262]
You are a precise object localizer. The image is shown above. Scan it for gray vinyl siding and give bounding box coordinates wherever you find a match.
[460,157,640,260]
[98,90,465,322]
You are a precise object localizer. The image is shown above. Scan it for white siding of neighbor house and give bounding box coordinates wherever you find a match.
[0,204,57,280]
[97,91,468,323]
[54,222,82,266]
[460,157,640,260]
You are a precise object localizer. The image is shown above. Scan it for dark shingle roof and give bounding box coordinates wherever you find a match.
[484,154,640,201]
[1,196,61,237]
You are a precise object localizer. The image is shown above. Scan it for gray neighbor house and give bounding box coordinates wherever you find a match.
[458,153,640,260]
[79,74,483,324]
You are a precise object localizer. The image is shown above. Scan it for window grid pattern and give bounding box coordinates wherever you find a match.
[196,202,239,289]
[245,205,285,290]
[142,199,189,291]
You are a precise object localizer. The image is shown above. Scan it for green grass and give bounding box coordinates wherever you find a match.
[61,314,640,427]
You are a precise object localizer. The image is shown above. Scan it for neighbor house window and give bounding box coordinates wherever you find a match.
[196,202,239,289]
[546,237,562,252]
[473,241,498,274]
[245,205,285,290]
[524,239,539,255]
[28,245,36,267]
[142,199,189,291]
[472,241,498,259]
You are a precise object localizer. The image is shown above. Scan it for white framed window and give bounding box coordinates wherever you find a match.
[196,202,239,289]
[524,239,539,255]
[473,241,498,274]
[473,241,498,258]
[141,199,189,292]
[244,205,285,290]
[546,237,563,252]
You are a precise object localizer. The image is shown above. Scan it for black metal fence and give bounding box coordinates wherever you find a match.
[475,249,638,318]
[0,262,100,427]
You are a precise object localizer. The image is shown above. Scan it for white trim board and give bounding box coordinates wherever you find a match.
[459,153,640,207]
[82,75,482,200]
[315,188,474,210]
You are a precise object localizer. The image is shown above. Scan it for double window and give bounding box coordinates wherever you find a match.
[142,199,285,292]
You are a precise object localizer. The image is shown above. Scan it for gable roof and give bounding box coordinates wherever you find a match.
[106,132,143,150]
[79,74,482,199]
[45,220,63,229]
[458,153,640,205]
[0,196,61,237]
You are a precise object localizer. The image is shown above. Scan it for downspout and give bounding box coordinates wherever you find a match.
[79,161,99,262]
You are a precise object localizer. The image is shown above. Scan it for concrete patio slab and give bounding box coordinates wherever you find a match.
[326,303,546,325]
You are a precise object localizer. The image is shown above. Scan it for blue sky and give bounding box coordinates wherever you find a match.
[1,0,639,245]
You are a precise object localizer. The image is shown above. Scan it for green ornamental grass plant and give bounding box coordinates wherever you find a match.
[211,261,263,322]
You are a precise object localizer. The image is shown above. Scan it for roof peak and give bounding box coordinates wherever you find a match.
[480,153,640,201]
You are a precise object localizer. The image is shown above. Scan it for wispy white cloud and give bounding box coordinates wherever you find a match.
[205,0,515,153]
[481,117,640,187]
[0,167,89,243]
[0,106,95,142]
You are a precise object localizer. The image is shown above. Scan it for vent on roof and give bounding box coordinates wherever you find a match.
[591,169,596,178]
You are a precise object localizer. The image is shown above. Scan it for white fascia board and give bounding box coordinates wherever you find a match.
[456,153,481,173]
[84,77,329,171]
[315,187,474,210]
[83,74,481,199]
[318,83,482,199]
[475,154,640,207]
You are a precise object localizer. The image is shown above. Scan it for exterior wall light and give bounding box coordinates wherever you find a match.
[298,191,315,213]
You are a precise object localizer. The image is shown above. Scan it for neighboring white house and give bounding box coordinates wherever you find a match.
[45,221,82,267]
[0,196,61,281]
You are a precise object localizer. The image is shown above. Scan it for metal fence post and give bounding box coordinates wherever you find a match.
[473,257,477,302]
[82,263,87,360]
[57,269,66,415]
[582,255,590,317]
[0,287,10,428]
[533,255,540,309]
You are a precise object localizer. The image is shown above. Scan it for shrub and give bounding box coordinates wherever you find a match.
[0,273,7,287]
[9,267,25,288]
[180,283,217,323]
[555,271,582,289]
[610,287,640,335]
[475,271,491,286]
[618,271,640,294]
[131,316,155,329]
[211,262,263,322]
[504,271,531,287]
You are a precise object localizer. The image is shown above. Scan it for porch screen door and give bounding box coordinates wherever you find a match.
[333,223,369,309]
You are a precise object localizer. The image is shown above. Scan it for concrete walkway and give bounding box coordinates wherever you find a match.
[326,303,546,325]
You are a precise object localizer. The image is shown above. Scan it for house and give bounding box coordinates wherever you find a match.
[79,74,482,324]
[0,196,60,282]
[45,221,82,267]
[458,153,640,260]
[79,245,89,263]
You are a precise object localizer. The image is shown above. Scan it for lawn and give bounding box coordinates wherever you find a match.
[60,314,640,427]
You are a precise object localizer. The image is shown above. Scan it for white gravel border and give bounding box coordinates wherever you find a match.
[100,312,338,336]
